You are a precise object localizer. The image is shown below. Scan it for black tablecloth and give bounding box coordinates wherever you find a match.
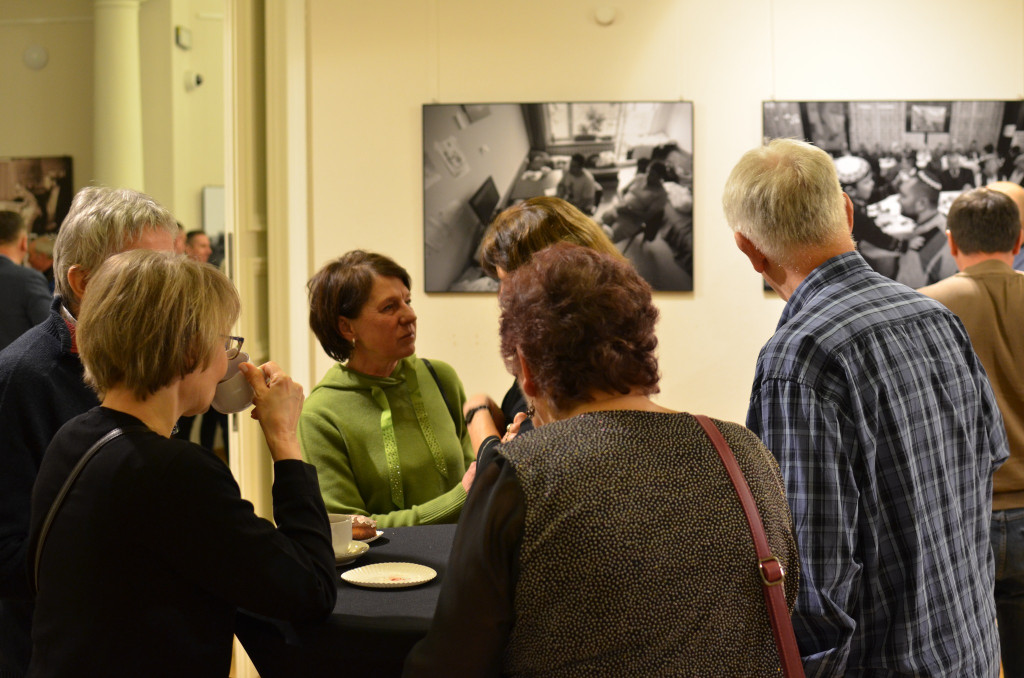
[235,524,455,678]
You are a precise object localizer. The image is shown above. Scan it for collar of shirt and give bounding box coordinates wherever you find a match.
[961,258,1017,277]
[60,304,78,354]
[777,250,867,330]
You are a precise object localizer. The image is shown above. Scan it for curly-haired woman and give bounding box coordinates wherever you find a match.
[405,244,800,677]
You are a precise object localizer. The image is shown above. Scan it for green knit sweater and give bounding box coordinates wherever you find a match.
[298,356,474,527]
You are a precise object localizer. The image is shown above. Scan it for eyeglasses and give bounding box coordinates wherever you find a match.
[224,335,244,359]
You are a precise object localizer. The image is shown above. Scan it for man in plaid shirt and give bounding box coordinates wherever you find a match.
[723,138,1007,677]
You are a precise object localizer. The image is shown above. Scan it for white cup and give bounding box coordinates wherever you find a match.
[211,351,256,414]
[329,514,353,557]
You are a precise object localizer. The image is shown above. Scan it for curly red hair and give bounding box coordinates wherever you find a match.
[498,243,660,412]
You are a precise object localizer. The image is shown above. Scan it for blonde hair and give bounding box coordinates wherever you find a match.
[479,196,625,277]
[53,187,177,307]
[78,250,240,400]
[722,138,848,266]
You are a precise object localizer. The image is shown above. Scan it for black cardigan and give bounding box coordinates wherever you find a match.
[27,407,337,677]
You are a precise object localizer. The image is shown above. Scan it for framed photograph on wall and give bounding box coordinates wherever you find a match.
[763,100,1023,289]
[0,155,73,236]
[422,101,694,292]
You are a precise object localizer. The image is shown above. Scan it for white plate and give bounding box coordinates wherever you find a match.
[341,562,437,589]
[356,530,384,544]
[335,540,370,565]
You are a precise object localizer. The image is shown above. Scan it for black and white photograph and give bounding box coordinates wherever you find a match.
[764,100,1024,288]
[0,155,73,236]
[423,101,694,292]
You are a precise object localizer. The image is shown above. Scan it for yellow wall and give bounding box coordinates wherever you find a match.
[141,0,225,230]
[0,1,94,191]
[5,0,1024,423]
[305,0,1024,423]
[0,0,223,232]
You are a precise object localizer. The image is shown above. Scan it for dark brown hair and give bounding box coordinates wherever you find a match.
[307,250,411,362]
[479,196,625,279]
[499,243,660,412]
[0,211,25,245]
[947,187,1022,254]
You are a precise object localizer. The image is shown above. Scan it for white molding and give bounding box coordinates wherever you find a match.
[224,1,267,675]
[265,0,313,384]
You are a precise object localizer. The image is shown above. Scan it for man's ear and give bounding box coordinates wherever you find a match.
[1014,228,1024,256]
[733,232,769,274]
[946,230,959,257]
[843,192,855,233]
[67,265,88,304]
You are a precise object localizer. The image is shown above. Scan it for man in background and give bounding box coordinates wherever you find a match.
[185,229,212,263]
[0,211,50,351]
[723,138,1005,676]
[0,187,177,677]
[919,187,1024,677]
[988,181,1024,272]
[26,235,55,293]
[177,227,228,460]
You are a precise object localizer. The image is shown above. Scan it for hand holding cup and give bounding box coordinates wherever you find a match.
[239,361,305,462]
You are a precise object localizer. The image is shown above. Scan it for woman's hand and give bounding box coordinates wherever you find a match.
[461,461,477,493]
[501,411,529,444]
[240,361,305,462]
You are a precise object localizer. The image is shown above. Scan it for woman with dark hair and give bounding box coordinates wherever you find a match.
[405,244,800,677]
[300,250,476,526]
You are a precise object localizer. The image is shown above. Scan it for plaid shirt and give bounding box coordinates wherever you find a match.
[747,252,1007,677]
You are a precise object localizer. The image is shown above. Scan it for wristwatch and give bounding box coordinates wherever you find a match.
[464,404,489,425]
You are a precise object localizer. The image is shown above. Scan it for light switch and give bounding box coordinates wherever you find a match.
[175,26,192,50]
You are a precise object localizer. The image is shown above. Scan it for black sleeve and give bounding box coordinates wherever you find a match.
[403,450,525,678]
[130,450,337,623]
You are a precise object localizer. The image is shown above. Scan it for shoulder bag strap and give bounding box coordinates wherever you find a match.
[33,427,125,593]
[693,414,805,678]
[420,358,457,429]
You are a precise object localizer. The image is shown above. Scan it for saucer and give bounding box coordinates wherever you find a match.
[335,540,370,566]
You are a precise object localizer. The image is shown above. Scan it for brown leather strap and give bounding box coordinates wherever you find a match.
[694,414,805,678]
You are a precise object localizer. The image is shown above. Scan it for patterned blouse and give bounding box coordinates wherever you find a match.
[404,410,799,677]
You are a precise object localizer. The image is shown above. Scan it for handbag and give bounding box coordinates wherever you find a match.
[693,415,805,678]
[32,427,126,592]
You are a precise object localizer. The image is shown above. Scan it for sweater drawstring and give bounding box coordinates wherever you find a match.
[370,385,405,509]
[404,365,450,482]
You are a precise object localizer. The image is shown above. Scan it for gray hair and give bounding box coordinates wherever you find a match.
[722,138,848,266]
[53,187,177,307]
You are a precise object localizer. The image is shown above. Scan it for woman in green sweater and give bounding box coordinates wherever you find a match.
[300,251,476,527]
